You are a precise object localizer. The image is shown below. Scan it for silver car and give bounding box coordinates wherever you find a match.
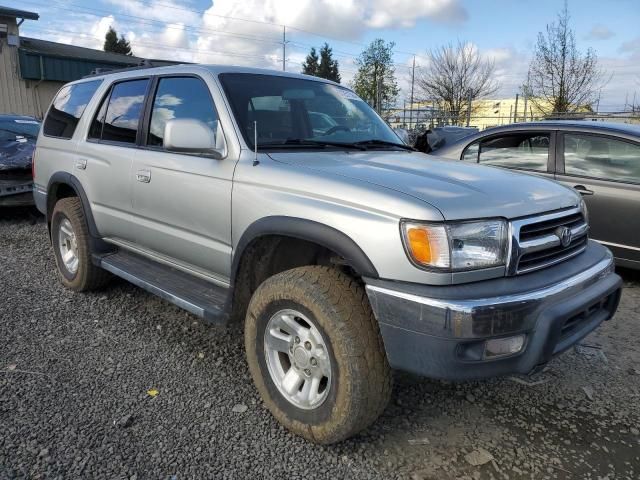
[34,66,622,444]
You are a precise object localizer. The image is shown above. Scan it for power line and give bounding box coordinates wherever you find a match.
[25,26,281,62]
[19,0,284,45]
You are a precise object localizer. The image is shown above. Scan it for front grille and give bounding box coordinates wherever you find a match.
[511,208,588,275]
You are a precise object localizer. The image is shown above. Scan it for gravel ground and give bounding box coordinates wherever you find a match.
[1,208,639,479]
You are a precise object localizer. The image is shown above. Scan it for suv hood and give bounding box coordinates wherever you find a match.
[0,140,34,171]
[268,151,578,220]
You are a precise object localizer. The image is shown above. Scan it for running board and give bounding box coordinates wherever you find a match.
[98,250,229,325]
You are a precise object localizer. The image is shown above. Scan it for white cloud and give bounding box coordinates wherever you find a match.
[585,24,615,41]
[366,0,467,28]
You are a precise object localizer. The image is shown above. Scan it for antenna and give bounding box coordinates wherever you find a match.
[253,121,259,166]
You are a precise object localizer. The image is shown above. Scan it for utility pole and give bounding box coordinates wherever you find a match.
[465,92,472,127]
[514,93,519,123]
[409,55,415,131]
[282,25,287,71]
[522,85,528,122]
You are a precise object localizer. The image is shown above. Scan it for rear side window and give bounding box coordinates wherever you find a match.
[43,80,101,139]
[563,133,640,184]
[147,76,218,147]
[101,79,149,144]
[479,133,550,172]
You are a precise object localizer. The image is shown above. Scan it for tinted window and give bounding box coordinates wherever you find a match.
[0,118,40,142]
[88,92,109,140]
[148,77,218,147]
[479,133,549,172]
[102,79,149,144]
[564,133,640,184]
[43,80,101,139]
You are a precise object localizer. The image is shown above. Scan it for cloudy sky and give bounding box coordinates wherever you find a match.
[17,0,640,111]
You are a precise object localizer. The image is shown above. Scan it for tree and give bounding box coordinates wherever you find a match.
[525,3,605,115]
[352,39,399,112]
[317,43,340,83]
[104,27,133,56]
[416,41,498,125]
[301,47,319,76]
[301,43,340,83]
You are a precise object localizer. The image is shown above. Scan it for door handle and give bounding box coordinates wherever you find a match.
[573,185,594,196]
[75,158,87,170]
[136,169,151,183]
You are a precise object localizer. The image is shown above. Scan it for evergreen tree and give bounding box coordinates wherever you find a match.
[351,39,399,112]
[301,47,319,76]
[104,27,133,56]
[317,43,340,83]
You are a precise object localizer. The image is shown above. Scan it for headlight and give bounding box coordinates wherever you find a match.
[401,219,508,271]
[579,198,589,224]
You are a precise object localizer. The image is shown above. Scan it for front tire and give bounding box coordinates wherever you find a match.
[51,197,110,291]
[244,266,391,444]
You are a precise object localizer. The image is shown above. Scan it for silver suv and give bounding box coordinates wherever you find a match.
[33,65,622,444]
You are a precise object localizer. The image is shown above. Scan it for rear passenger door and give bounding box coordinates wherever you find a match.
[555,132,640,265]
[462,131,555,181]
[81,77,151,243]
[130,75,235,283]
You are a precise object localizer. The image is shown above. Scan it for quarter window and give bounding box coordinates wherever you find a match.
[462,141,479,162]
[101,79,149,144]
[43,80,101,139]
[564,133,640,184]
[479,133,550,172]
[147,77,219,148]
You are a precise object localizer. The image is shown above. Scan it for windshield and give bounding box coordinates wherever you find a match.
[219,73,402,150]
[0,118,41,142]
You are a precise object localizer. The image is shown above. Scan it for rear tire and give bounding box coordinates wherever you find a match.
[244,266,391,444]
[51,197,110,291]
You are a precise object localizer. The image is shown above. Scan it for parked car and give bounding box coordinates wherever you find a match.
[414,125,478,153]
[0,114,40,206]
[34,66,621,444]
[434,121,640,269]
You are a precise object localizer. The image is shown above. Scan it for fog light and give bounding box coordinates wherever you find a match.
[484,335,525,359]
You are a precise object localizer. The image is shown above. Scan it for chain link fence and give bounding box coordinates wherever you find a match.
[381,107,640,145]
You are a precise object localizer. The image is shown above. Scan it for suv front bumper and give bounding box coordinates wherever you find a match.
[365,241,622,381]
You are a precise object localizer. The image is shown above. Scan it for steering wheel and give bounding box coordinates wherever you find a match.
[321,125,351,136]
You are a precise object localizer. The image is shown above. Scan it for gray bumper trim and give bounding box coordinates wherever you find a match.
[366,256,613,315]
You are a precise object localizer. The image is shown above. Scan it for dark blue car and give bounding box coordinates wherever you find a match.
[0,115,40,206]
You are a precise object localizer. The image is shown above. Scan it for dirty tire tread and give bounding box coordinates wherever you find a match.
[245,266,392,444]
[52,197,110,291]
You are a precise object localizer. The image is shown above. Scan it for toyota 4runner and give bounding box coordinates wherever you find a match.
[33,65,622,444]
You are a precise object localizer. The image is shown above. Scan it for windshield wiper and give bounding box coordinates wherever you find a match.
[352,139,415,151]
[258,139,366,150]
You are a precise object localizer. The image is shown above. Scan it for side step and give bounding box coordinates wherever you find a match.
[98,250,229,325]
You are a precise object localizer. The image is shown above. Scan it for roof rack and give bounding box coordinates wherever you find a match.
[83,59,179,79]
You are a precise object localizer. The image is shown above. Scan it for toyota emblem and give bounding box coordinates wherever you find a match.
[556,226,572,247]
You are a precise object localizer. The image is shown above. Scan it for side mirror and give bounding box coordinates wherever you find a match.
[164,119,227,159]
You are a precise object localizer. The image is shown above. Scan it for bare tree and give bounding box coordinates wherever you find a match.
[526,3,606,115]
[416,41,498,125]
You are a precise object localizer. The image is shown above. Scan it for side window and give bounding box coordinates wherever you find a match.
[462,141,479,162]
[148,77,218,147]
[43,80,102,139]
[101,79,149,144]
[479,133,550,172]
[564,133,640,184]
[88,91,109,140]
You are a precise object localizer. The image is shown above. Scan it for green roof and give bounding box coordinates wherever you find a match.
[18,37,180,83]
[0,6,39,20]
